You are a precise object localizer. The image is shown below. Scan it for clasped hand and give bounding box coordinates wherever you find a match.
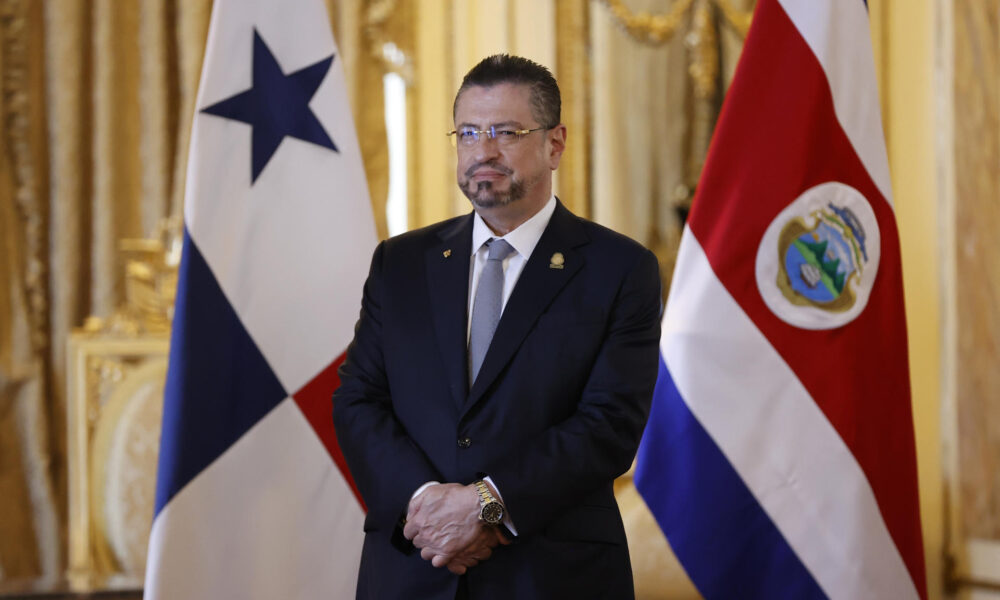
[403,483,510,575]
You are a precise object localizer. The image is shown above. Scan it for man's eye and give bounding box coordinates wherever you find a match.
[458,130,478,139]
[496,129,517,138]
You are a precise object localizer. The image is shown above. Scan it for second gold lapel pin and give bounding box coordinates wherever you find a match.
[549,252,564,269]
[443,249,452,258]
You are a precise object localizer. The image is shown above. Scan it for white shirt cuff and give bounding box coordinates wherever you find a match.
[410,481,440,503]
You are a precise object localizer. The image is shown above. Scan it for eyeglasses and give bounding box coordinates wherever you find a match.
[447,125,551,148]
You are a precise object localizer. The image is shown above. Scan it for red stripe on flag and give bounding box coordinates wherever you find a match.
[292,353,367,512]
[688,0,926,595]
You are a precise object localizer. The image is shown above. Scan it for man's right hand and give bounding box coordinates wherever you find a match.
[404,483,482,564]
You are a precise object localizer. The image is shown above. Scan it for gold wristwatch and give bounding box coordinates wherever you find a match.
[473,480,504,525]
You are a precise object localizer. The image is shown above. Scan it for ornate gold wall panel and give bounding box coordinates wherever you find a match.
[926,0,1000,585]
[953,0,1000,557]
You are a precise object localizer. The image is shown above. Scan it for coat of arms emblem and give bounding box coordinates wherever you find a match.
[756,182,882,330]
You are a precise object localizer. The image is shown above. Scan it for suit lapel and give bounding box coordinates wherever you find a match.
[463,202,589,417]
[425,213,474,409]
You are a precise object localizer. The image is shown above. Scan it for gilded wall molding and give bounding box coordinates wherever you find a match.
[556,0,592,219]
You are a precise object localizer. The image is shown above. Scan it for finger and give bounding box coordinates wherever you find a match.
[407,496,423,516]
[449,555,477,568]
[431,554,452,568]
[413,532,440,550]
[403,521,419,540]
[495,529,513,545]
[446,563,468,575]
[420,547,436,561]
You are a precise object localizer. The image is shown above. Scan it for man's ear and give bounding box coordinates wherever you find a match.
[547,124,567,170]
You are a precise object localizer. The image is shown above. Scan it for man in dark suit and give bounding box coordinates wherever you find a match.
[333,54,661,599]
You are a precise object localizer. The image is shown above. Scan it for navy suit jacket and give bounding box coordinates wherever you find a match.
[333,201,661,599]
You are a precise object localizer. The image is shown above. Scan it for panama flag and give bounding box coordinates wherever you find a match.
[634,0,927,598]
[144,0,374,597]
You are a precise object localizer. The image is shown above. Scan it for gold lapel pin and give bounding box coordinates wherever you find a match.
[549,252,565,269]
[443,249,452,258]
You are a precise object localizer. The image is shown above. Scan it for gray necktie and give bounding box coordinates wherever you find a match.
[468,238,516,385]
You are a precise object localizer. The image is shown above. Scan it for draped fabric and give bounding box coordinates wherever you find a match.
[0,0,386,581]
[590,0,754,293]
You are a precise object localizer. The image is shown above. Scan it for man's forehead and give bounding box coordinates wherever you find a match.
[454,83,534,122]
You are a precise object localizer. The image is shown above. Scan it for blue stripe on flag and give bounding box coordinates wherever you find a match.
[635,357,827,600]
[154,229,288,514]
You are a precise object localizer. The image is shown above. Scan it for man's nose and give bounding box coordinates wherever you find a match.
[472,134,501,161]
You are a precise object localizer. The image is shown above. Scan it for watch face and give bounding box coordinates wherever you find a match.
[481,502,504,525]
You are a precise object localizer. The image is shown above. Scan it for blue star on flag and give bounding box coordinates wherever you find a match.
[201,28,338,183]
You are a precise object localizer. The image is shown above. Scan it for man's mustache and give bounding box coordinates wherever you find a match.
[465,161,512,178]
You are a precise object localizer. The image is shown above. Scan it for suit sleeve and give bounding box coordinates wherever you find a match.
[333,241,442,533]
[483,247,662,536]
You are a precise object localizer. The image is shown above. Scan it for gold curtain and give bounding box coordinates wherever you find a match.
[0,0,212,580]
[0,0,387,582]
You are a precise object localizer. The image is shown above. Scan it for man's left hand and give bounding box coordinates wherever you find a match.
[403,483,482,567]
[441,526,509,575]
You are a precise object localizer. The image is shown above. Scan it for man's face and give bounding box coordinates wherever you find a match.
[453,83,558,211]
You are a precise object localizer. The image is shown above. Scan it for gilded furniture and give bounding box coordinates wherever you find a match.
[65,225,179,590]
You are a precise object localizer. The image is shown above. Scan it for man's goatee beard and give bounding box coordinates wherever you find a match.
[461,179,526,209]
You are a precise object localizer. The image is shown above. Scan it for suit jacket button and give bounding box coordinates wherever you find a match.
[457,437,472,448]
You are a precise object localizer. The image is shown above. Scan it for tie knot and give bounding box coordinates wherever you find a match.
[486,238,515,262]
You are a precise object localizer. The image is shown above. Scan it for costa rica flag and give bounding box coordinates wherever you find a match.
[634,0,927,598]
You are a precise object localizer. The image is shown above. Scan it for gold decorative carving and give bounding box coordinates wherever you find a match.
[89,359,166,577]
[684,0,722,187]
[716,0,752,36]
[596,0,752,45]
[78,218,182,339]
[686,0,719,100]
[597,0,697,44]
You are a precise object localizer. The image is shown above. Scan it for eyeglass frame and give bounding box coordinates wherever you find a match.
[446,125,554,147]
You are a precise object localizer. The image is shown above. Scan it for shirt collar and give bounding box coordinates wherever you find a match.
[471,196,557,260]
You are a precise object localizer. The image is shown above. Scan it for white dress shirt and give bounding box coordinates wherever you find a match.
[412,196,558,536]
[466,195,557,340]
